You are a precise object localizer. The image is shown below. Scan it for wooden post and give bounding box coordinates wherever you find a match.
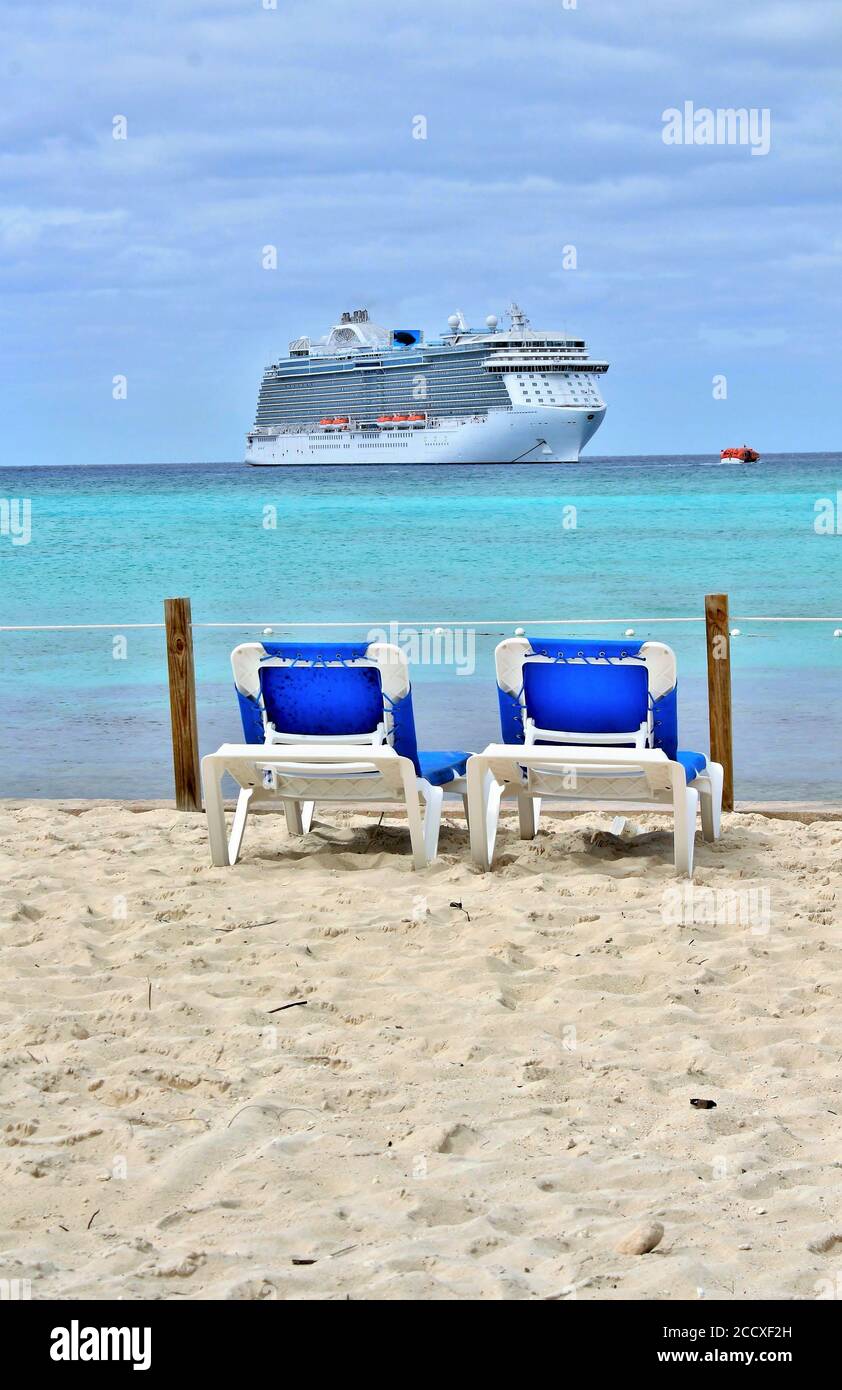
[705,592,734,811]
[164,597,202,812]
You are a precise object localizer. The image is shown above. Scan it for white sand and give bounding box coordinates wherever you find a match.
[1,800,841,1301]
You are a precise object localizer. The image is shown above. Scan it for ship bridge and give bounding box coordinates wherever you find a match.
[484,346,609,374]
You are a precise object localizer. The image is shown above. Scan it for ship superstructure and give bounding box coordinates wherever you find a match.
[246,304,607,464]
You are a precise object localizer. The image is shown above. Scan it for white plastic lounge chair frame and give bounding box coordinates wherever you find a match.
[467,744,717,875]
[203,641,466,870]
[470,637,725,875]
[203,742,452,871]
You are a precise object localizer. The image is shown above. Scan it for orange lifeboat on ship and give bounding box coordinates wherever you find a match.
[377,414,396,426]
[721,445,760,462]
[407,413,426,426]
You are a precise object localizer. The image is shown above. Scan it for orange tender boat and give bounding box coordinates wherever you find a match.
[721,446,760,462]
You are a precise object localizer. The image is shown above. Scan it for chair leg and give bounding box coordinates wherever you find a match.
[301,800,316,834]
[699,763,723,842]
[461,793,471,828]
[485,779,504,869]
[673,786,699,876]
[405,784,430,870]
[467,760,488,869]
[467,761,503,871]
[420,782,444,864]
[201,758,229,868]
[517,792,537,840]
[283,800,304,835]
[228,788,253,865]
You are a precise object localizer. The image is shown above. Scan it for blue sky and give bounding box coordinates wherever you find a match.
[2,0,841,463]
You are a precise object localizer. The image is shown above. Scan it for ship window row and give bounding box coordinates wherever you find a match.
[258,384,507,407]
[259,378,506,397]
[256,385,509,422]
[258,375,504,393]
[260,378,503,398]
[266,354,497,382]
[260,366,503,390]
[285,385,504,400]
[517,372,595,382]
[261,370,502,394]
[287,363,494,384]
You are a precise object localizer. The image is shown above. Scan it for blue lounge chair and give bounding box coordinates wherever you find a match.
[466,637,723,874]
[201,640,470,869]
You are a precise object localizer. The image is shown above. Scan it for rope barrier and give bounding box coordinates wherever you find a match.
[2,616,842,633]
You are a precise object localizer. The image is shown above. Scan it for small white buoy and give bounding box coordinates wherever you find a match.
[624,628,635,638]
[730,628,741,638]
[514,627,525,637]
[262,627,274,636]
[834,629,842,639]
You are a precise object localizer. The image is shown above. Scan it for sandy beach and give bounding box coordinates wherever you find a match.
[1,799,841,1302]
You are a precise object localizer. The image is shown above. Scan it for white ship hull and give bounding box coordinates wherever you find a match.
[246,406,606,466]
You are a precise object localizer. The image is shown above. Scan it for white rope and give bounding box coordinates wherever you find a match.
[1,623,166,632]
[1,616,841,633]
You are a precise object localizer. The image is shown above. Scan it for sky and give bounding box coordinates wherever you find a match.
[2,0,841,464]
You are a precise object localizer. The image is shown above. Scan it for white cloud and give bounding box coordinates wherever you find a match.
[698,326,789,350]
[0,205,126,250]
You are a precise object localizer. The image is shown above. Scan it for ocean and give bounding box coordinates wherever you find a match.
[1,454,840,800]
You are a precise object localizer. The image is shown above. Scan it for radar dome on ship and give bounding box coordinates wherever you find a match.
[447,314,460,330]
[486,314,498,331]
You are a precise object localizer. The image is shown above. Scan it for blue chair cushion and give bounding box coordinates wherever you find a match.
[417,750,470,787]
[522,660,649,735]
[677,750,707,783]
[260,663,384,736]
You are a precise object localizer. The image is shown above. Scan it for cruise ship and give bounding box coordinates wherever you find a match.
[245,304,608,465]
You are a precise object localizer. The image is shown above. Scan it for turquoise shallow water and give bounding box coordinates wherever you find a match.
[1,455,840,799]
